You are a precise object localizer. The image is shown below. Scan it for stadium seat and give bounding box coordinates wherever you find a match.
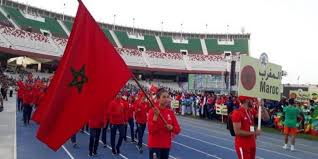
[205,38,249,54]
[115,31,160,51]
[145,51,186,69]
[52,37,68,50]
[0,9,13,27]
[160,36,202,54]
[63,20,73,32]
[3,6,67,37]
[0,25,61,56]
[187,54,227,71]
[116,48,146,67]
[102,28,117,47]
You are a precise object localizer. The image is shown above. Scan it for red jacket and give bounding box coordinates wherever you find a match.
[89,111,104,128]
[104,103,109,125]
[108,99,127,125]
[122,100,130,122]
[17,81,25,99]
[147,105,181,148]
[32,88,42,106]
[126,102,134,120]
[232,106,257,148]
[23,90,34,105]
[134,100,150,124]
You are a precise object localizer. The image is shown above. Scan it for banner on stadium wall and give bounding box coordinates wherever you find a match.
[215,104,228,115]
[171,100,180,109]
[238,54,282,101]
[289,89,318,102]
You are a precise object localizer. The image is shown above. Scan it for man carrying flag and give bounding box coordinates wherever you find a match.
[34,0,132,151]
[232,96,269,159]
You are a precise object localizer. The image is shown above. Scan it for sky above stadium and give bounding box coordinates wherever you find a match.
[15,0,318,84]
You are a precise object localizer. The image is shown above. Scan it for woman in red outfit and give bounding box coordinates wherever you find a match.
[22,85,34,126]
[88,111,104,157]
[108,92,127,155]
[134,96,150,153]
[124,95,136,143]
[147,88,181,159]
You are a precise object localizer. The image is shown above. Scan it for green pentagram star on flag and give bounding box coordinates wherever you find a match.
[69,65,88,93]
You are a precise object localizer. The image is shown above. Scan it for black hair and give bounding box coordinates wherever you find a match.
[156,88,168,98]
[288,98,295,105]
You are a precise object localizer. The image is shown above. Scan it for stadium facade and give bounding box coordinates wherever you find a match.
[0,0,250,93]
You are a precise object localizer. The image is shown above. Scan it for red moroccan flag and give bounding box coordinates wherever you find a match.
[149,84,158,94]
[35,0,132,151]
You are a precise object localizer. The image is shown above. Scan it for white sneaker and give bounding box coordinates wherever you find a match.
[291,145,295,151]
[283,144,288,150]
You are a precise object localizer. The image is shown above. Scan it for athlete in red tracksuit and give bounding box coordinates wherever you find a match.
[108,93,127,155]
[134,96,150,153]
[88,111,104,157]
[101,102,110,147]
[232,96,269,159]
[148,88,181,159]
[16,81,25,112]
[22,86,34,126]
[124,96,136,143]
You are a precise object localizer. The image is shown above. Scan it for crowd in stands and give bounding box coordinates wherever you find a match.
[188,54,224,62]
[146,51,183,60]
[116,48,142,56]
[0,20,14,28]
[0,25,229,68]
[0,25,50,43]
[52,37,68,47]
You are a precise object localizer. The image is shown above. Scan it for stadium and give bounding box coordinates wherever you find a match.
[0,0,250,93]
[0,0,318,159]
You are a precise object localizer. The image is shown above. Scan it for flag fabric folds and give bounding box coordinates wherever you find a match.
[35,0,132,151]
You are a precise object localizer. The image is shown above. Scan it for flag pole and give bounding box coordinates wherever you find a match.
[132,75,168,125]
[257,98,262,130]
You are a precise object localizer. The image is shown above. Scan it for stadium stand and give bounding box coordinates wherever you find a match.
[0,25,61,56]
[116,48,146,67]
[62,20,117,46]
[145,51,186,69]
[205,38,249,54]
[63,20,73,32]
[187,54,227,71]
[0,9,12,27]
[52,37,67,50]
[115,31,160,51]
[160,36,202,54]
[2,6,67,37]
[0,1,250,75]
[102,28,117,47]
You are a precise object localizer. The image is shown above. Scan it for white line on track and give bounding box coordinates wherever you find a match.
[62,145,75,159]
[180,117,304,159]
[125,135,177,159]
[84,131,128,159]
[183,125,318,157]
[180,116,318,150]
[179,133,264,159]
[183,119,318,156]
[260,135,317,149]
[180,134,234,151]
[173,141,222,159]
[144,131,222,159]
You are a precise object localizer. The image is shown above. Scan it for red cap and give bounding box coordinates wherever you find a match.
[238,96,254,103]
